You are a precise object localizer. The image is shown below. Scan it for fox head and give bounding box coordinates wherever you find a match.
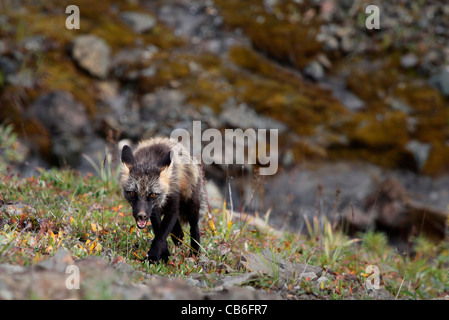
[120,145,173,229]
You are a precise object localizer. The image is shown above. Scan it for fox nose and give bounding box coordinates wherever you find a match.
[137,211,147,221]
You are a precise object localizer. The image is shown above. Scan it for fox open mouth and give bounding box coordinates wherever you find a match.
[136,219,148,229]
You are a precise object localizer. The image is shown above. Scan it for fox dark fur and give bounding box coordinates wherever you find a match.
[120,137,207,263]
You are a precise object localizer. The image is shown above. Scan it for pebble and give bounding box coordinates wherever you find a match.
[120,11,156,34]
[303,61,325,81]
[405,140,432,170]
[400,53,419,69]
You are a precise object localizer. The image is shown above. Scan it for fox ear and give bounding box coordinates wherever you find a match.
[121,145,137,169]
[159,150,172,172]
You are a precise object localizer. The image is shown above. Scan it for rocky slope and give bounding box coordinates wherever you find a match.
[1,0,449,246]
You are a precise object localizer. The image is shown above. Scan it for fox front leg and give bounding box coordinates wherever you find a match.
[146,204,178,264]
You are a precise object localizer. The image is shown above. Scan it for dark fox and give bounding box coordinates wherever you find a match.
[120,137,207,263]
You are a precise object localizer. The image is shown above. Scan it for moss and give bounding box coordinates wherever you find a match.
[422,142,449,176]
[194,53,222,71]
[17,12,74,43]
[168,53,231,113]
[183,75,231,113]
[217,0,323,70]
[346,67,396,112]
[328,110,418,170]
[290,140,328,162]
[0,87,52,161]
[228,45,277,76]
[36,51,98,117]
[10,0,183,53]
[225,45,348,136]
[137,55,191,92]
[346,112,409,148]
[332,50,449,175]
[328,147,416,171]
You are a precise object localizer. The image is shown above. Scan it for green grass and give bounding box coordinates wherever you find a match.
[0,143,448,299]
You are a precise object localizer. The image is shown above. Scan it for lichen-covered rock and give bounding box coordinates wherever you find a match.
[72,35,111,78]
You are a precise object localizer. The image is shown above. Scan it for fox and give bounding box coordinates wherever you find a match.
[120,137,207,263]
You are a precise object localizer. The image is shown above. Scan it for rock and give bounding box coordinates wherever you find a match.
[281,149,295,167]
[112,261,136,275]
[207,285,281,300]
[322,79,365,112]
[72,35,111,78]
[429,66,449,96]
[421,50,443,74]
[303,61,325,81]
[333,88,364,112]
[111,45,158,79]
[185,278,200,287]
[405,140,431,170]
[20,35,49,54]
[344,177,448,244]
[319,0,336,22]
[343,206,373,230]
[239,248,323,282]
[219,272,260,289]
[0,264,27,275]
[51,133,85,164]
[141,89,187,123]
[317,34,339,52]
[388,98,413,115]
[158,3,221,40]
[432,295,449,300]
[6,69,36,88]
[400,53,419,69]
[120,11,156,34]
[263,0,278,11]
[30,90,88,133]
[30,90,89,166]
[142,277,203,300]
[0,56,19,75]
[219,100,287,132]
[36,248,75,272]
[363,178,410,229]
[366,288,395,300]
[261,161,382,232]
[76,135,108,173]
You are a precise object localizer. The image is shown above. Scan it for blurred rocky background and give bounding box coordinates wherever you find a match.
[1,0,449,249]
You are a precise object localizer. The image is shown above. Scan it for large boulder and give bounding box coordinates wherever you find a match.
[30,90,90,166]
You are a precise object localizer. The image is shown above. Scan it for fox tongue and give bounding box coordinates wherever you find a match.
[137,220,147,228]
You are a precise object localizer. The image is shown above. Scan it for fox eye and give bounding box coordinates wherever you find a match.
[148,193,157,199]
[128,191,136,198]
